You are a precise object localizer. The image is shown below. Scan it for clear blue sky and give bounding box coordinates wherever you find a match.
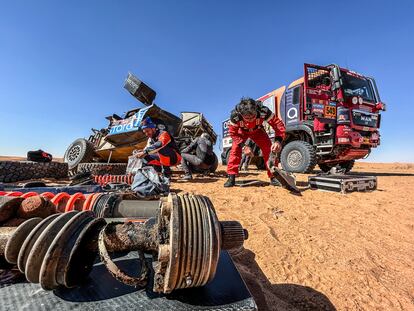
[1,0,413,162]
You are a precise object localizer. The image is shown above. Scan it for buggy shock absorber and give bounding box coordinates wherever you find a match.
[1,192,159,219]
[94,174,133,186]
[1,193,248,293]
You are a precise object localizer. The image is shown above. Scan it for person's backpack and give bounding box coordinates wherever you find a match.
[131,166,170,198]
[27,150,53,163]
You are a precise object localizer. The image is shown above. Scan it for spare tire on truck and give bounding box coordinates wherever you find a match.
[77,163,127,175]
[0,161,68,183]
[280,140,317,173]
[64,138,95,171]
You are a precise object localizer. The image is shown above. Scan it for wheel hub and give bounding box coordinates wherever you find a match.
[287,150,303,168]
[68,145,81,162]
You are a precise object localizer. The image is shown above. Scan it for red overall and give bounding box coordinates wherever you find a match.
[227,105,286,178]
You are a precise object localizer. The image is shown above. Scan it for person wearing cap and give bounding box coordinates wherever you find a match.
[180,133,216,180]
[224,97,286,187]
[135,117,181,178]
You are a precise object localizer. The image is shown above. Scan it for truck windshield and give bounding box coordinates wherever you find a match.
[342,73,375,102]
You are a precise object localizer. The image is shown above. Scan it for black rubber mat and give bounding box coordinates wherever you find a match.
[235,180,268,187]
[0,251,256,311]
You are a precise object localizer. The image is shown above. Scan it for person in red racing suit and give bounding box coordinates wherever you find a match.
[224,98,286,187]
[135,117,182,178]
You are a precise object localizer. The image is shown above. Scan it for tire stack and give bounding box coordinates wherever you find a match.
[77,163,127,175]
[0,161,68,183]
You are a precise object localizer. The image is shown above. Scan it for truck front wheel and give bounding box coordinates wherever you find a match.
[280,141,316,173]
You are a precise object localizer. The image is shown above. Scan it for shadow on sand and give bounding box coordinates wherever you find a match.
[230,248,337,311]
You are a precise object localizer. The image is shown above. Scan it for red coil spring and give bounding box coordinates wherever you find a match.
[94,174,133,186]
[0,191,103,213]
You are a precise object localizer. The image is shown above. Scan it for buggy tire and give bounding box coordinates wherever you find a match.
[77,163,127,175]
[64,138,95,170]
[319,160,355,173]
[0,161,68,183]
[280,141,316,173]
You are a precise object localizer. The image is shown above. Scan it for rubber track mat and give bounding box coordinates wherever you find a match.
[0,251,256,311]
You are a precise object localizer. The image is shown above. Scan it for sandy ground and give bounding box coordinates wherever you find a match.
[1,158,413,310]
[172,162,414,311]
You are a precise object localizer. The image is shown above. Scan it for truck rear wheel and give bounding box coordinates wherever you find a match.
[64,138,95,171]
[280,141,316,173]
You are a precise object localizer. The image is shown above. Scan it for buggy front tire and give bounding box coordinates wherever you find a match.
[64,138,95,171]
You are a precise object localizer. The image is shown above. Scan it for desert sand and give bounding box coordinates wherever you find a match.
[173,162,414,310]
[1,159,413,310]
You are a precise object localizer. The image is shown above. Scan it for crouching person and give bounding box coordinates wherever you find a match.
[135,117,181,179]
[225,97,286,187]
[180,133,215,180]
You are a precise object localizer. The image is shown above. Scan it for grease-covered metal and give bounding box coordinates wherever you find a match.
[3,193,248,294]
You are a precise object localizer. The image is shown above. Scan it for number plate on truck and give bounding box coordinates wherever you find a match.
[324,105,336,118]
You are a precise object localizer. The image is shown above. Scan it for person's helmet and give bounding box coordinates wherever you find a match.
[140,117,156,129]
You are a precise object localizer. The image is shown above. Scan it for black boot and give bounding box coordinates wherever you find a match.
[224,174,236,187]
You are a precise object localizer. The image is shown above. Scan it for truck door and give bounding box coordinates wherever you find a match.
[304,63,336,122]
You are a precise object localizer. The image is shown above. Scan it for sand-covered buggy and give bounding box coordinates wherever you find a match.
[64,73,218,175]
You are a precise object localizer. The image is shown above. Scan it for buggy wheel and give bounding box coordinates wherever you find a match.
[64,138,95,171]
[280,141,316,173]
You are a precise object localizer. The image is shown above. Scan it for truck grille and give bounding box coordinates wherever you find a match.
[352,110,378,128]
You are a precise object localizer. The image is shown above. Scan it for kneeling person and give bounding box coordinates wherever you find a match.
[181,133,215,180]
[135,117,181,178]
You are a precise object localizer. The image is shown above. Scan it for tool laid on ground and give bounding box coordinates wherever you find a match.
[0,193,248,294]
[267,152,301,193]
[308,174,377,193]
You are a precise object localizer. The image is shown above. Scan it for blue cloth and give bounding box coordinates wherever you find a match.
[1,185,103,195]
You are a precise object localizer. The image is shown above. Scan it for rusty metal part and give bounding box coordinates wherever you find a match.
[4,218,42,262]
[98,224,149,287]
[153,194,222,293]
[18,196,56,219]
[0,227,16,256]
[220,221,249,250]
[2,218,27,227]
[0,197,23,223]
[4,211,106,290]
[2,193,248,294]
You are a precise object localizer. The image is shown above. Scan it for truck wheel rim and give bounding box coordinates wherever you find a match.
[287,150,303,168]
[68,145,81,162]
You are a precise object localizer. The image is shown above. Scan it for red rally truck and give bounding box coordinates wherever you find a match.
[221,63,386,173]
